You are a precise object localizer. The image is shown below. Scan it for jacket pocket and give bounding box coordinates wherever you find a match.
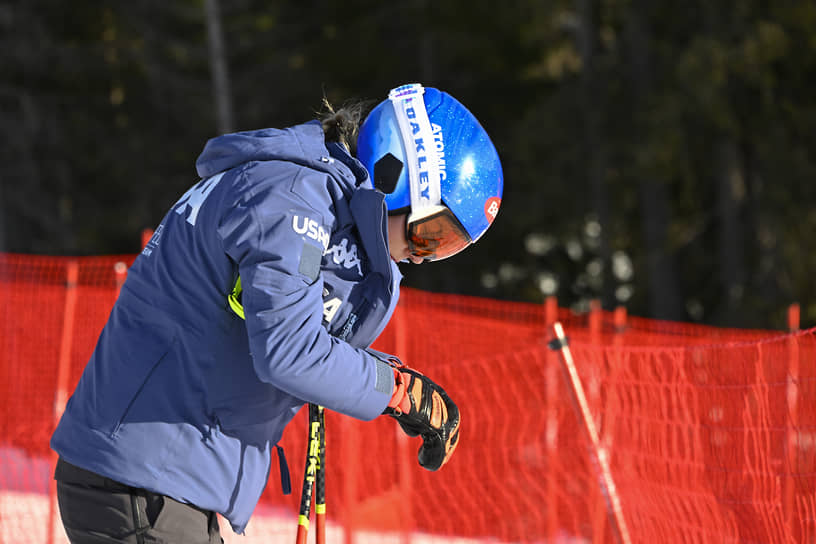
[84,304,176,437]
[212,392,301,449]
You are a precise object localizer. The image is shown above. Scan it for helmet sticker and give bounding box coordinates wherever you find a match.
[485,197,501,224]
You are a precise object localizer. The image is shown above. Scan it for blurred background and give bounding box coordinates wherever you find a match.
[3,0,816,330]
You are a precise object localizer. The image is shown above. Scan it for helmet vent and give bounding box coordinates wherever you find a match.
[373,153,403,194]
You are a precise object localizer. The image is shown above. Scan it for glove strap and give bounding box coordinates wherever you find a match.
[387,370,412,414]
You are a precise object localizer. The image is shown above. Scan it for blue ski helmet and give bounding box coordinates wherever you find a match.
[357,84,503,261]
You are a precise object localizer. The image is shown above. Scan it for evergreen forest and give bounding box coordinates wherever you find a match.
[4,1,816,329]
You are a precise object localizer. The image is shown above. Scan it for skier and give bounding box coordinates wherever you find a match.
[51,83,503,542]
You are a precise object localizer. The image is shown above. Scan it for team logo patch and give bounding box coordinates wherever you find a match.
[141,225,164,257]
[173,172,225,226]
[292,215,330,251]
[326,238,363,276]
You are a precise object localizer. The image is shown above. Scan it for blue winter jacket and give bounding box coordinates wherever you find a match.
[50,121,403,533]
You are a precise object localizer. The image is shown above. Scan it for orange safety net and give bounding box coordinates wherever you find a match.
[2,252,815,543]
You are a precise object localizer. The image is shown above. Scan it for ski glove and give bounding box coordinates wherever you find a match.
[383,361,461,471]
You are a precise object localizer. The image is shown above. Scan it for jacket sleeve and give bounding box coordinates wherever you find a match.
[217,163,395,421]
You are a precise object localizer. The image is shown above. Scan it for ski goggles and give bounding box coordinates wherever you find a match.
[406,205,472,261]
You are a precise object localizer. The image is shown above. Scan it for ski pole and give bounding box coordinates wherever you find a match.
[314,405,326,544]
[296,403,326,544]
[549,322,632,544]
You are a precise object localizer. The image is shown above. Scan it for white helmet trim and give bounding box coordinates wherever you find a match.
[387,84,442,213]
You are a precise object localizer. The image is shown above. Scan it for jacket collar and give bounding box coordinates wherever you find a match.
[349,188,395,292]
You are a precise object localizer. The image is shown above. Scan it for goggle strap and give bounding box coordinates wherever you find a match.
[388,84,442,213]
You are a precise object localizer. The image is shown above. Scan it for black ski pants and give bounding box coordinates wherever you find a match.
[55,458,223,543]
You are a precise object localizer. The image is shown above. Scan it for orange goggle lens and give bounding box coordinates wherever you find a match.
[407,206,472,262]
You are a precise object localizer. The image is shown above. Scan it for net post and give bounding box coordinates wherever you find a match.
[613,306,627,337]
[340,415,358,544]
[141,228,154,249]
[393,302,414,543]
[114,261,127,301]
[544,296,559,541]
[48,260,79,544]
[589,299,602,338]
[544,295,561,541]
[587,299,607,541]
[784,303,801,534]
